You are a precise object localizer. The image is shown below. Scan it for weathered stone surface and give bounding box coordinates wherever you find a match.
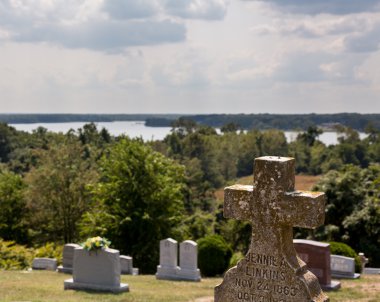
[32,258,57,271]
[58,243,80,274]
[64,247,129,293]
[293,240,341,291]
[215,156,329,302]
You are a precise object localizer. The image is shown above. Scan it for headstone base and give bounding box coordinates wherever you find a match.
[156,266,179,280]
[321,281,341,291]
[57,265,73,274]
[332,272,360,279]
[64,278,129,293]
[363,268,380,275]
[177,268,201,282]
[156,266,201,281]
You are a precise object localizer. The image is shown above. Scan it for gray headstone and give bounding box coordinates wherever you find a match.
[178,240,201,281]
[156,238,180,280]
[64,247,129,293]
[32,258,57,271]
[120,255,133,275]
[363,267,380,275]
[58,243,81,274]
[331,255,360,279]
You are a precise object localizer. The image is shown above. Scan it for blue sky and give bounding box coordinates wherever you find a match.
[1,0,380,114]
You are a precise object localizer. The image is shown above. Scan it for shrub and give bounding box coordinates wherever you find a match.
[329,241,361,273]
[34,242,63,265]
[229,251,245,268]
[197,235,232,277]
[0,239,33,270]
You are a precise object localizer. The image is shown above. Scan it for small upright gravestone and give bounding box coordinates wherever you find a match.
[178,240,201,281]
[215,156,329,302]
[156,238,180,280]
[330,255,360,279]
[58,243,81,274]
[156,238,201,281]
[64,247,129,293]
[293,240,341,290]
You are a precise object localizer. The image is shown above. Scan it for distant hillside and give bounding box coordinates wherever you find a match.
[185,113,380,131]
[0,114,181,124]
[1,113,379,131]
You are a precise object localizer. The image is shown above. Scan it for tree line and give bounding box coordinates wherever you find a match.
[0,119,379,272]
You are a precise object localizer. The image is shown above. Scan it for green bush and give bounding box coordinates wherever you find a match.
[229,251,245,268]
[0,239,33,270]
[197,235,232,277]
[329,241,361,273]
[34,242,63,265]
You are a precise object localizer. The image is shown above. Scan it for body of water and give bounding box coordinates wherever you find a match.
[9,121,367,145]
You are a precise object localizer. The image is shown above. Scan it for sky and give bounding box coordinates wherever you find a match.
[1,0,380,114]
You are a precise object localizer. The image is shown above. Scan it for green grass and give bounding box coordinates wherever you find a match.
[0,271,379,302]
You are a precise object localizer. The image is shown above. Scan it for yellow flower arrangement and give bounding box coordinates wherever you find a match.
[81,236,111,251]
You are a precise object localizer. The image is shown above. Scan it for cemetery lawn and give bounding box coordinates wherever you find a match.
[0,271,380,302]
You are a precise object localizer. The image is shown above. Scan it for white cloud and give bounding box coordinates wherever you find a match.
[250,0,380,15]
[103,0,160,20]
[344,23,380,52]
[163,0,228,20]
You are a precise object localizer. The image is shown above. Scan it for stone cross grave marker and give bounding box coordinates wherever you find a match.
[215,156,329,302]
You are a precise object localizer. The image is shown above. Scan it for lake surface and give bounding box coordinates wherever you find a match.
[9,121,367,145]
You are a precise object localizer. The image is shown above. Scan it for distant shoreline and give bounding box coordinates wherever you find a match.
[1,113,379,131]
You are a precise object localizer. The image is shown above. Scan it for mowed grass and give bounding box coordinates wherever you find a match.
[0,271,219,302]
[0,271,379,302]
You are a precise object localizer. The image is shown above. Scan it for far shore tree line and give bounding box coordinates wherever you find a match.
[0,119,379,273]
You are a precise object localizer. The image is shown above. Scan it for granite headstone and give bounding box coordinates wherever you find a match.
[330,255,360,279]
[64,247,129,293]
[58,243,80,274]
[294,239,341,291]
[32,258,57,271]
[178,240,201,281]
[156,238,180,280]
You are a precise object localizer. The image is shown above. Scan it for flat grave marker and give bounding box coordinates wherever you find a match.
[32,258,57,271]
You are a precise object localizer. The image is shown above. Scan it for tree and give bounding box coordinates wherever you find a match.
[85,138,186,273]
[24,138,98,244]
[0,169,27,243]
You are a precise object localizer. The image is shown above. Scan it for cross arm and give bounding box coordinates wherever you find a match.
[277,190,326,228]
[224,184,253,220]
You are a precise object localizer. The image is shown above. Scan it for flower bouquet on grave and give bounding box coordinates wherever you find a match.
[81,236,111,254]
